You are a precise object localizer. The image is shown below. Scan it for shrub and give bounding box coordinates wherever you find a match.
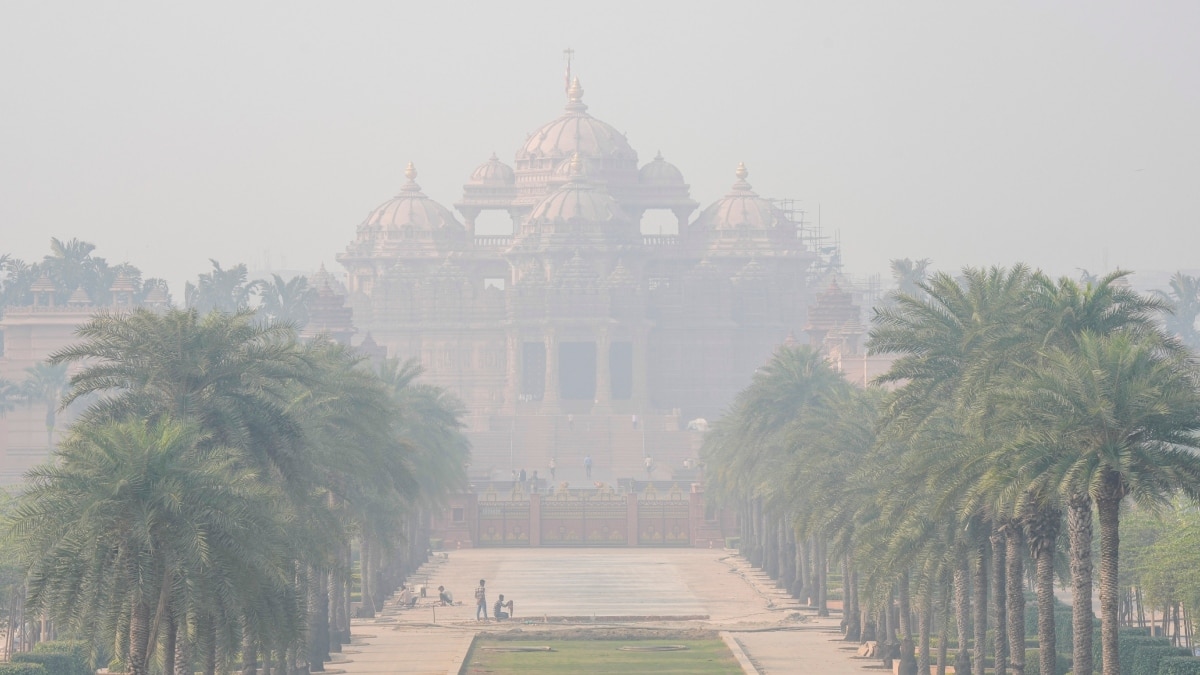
[1117,635,1172,675]
[1159,656,1200,675]
[32,641,92,675]
[1130,645,1190,675]
[0,664,46,675]
[11,653,80,675]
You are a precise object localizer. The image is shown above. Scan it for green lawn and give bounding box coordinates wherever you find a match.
[463,637,743,674]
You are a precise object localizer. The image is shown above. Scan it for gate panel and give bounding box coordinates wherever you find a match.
[541,491,627,546]
[475,492,531,546]
[637,485,691,546]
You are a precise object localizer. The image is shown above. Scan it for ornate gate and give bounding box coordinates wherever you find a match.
[636,484,691,546]
[541,486,628,546]
[475,487,531,546]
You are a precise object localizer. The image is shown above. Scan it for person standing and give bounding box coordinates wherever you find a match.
[475,579,488,620]
[549,457,557,480]
[519,467,527,486]
[644,455,653,478]
[584,454,592,478]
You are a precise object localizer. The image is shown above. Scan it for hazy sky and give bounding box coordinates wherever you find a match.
[2,2,1198,293]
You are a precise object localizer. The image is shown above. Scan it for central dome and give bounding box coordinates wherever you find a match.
[515,78,638,169]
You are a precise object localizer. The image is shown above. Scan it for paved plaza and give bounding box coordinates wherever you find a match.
[339,548,878,674]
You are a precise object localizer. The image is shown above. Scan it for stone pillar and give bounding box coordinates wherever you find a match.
[626,492,639,547]
[542,328,560,413]
[631,327,649,411]
[594,326,612,414]
[529,494,541,547]
[504,329,520,413]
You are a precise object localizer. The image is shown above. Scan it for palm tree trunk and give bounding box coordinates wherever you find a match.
[972,539,988,675]
[164,610,177,675]
[1096,485,1123,675]
[954,553,972,675]
[242,625,258,675]
[1035,541,1057,675]
[845,557,862,641]
[129,600,152,675]
[307,566,324,672]
[817,538,829,617]
[1007,524,1026,675]
[938,572,951,675]
[918,580,932,674]
[1067,492,1094,675]
[991,527,1008,675]
[174,607,191,675]
[793,524,808,599]
[360,537,373,618]
[898,573,917,674]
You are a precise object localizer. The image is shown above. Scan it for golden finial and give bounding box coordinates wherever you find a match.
[568,77,584,103]
[654,150,664,161]
[568,151,583,176]
[404,162,418,182]
[735,162,748,181]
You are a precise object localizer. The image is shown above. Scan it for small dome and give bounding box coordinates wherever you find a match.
[527,155,633,228]
[516,78,638,165]
[469,153,515,186]
[355,163,467,256]
[639,152,685,185]
[692,163,786,233]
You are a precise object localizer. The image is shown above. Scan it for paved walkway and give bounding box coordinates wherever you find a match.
[335,548,880,674]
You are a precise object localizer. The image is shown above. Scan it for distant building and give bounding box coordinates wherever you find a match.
[334,78,868,482]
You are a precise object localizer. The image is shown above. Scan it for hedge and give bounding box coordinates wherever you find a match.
[1131,645,1190,675]
[0,665,46,675]
[1024,648,1072,675]
[11,653,80,675]
[1159,657,1200,675]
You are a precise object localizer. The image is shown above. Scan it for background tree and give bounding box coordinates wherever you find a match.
[19,362,70,448]
[1154,271,1200,349]
[185,260,261,314]
[258,274,315,327]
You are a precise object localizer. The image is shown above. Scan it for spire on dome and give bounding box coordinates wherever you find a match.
[565,77,587,113]
[732,162,752,191]
[400,162,421,193]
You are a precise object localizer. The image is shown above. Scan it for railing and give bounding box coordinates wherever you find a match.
[642,235,680,246]
[474,235,513,248]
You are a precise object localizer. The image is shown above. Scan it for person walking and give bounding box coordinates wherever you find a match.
[584,454,592,478]
[549,457,556,480]
[475,579,488,620]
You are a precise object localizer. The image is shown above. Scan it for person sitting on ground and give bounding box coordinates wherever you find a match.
[438,585,453,606]
[493,594,514,620]
[398,584,418,608]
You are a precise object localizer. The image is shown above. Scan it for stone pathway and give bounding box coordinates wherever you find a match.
[335,548,881,674]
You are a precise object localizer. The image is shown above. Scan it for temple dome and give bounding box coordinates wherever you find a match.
[527,157,632,228]
[353,163,466,256]
[639,152,685,185]
[692,163,786,233]
[516,78,638,166]
[468,153,515,186]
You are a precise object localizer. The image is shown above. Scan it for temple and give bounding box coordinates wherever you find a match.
[334,77,858,489]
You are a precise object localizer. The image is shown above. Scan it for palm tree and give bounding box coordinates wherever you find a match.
[50,308,314,484]
[258,274,316,327]
[1153,271,1200,348]
[10,419,297,675]
[185,260,261,314]
[1023,269,1172,675]
[1006,332,1200,675]
[888,258,932,301]
[19,362,70,448]
[870,264,1036,675]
